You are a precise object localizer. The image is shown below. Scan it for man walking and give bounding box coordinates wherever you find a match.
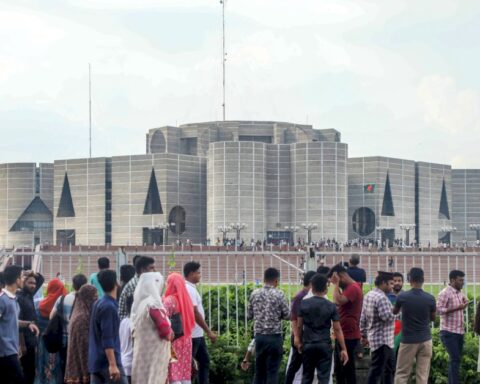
[0,265,40,384]
[437,270,468,384]
[183,261,217,384]
[295,273,349,384]
[329,263,363,384]
[16,271,44,384]
[285,270,316,384]
[248,267,290,384]
[88,269,128,384]
[360,272,395,384]
[394,268,436,384]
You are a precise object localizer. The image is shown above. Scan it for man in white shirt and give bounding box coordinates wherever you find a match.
[184,261,217,384]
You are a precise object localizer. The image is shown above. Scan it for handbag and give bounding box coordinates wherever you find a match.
[42,296,65,353]
[170,312,184,340]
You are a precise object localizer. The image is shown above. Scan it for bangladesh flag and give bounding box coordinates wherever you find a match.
[364,184,375,193]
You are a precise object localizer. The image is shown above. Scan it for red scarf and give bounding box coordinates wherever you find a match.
[39,278,68,318]
[164,273,195,337]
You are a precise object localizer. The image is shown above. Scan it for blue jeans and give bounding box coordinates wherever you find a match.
[90,367,128,384]
[254,334,284,384]
[440,331,464,384]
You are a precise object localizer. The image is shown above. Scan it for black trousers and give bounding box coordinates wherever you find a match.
[367,345,394,384]
[335,339,358,384]
[302,342,333,384]
[192,336,210,384]
[254,334,284,384]
[60,345,68,384]
[20,347,36,384]
[0,354,25,384]
[284,336,303,384]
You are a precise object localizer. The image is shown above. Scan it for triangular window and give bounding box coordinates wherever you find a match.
[381,172,395,216]
[10,197,53,232]
[439,178,450,219]
[143,168,163,214]
[57,173,75,217]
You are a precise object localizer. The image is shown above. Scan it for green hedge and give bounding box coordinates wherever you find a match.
[200,284,480,384]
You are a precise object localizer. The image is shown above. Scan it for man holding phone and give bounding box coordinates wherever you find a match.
[437,270,468,384]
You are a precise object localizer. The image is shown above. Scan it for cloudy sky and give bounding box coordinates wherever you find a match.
[1,0,479,167]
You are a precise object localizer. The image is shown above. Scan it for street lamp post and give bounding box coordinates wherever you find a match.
[230,223,247,242]
[301,223,318,245]
[470,224,480,242]
[399,224,416,246]
[285,225,299,246]
[218,225,232,244]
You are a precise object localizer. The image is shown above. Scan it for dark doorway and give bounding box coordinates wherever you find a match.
[142,227,163,246]
[56,230,75,246]
[381,229,395,247]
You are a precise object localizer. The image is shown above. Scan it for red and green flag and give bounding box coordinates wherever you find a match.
[364,184,375,193]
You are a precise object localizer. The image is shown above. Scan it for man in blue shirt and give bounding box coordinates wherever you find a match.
[0,265,40,384]
[90,257,110,298]
[88,269,127,384]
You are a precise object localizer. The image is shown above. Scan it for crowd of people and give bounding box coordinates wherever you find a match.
[0,252,476,384]
[0,256,217,384]
[246,255,471,384]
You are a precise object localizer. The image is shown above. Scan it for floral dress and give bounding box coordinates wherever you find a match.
[163,295,192,384]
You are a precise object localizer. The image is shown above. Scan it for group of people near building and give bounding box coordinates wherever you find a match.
[0,252,475,384]
[246,255,470,384]
[0,257,217,384]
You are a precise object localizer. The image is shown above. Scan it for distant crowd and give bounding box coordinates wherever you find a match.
[0,253,479,384]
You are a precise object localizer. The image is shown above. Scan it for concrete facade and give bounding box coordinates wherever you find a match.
[0,120,478,248]
[111,154,206,245]
[348,157,416,245]
[452,169,480,244]
[0,163,53,248]
[415,162,452,247]
[54,158,108,246]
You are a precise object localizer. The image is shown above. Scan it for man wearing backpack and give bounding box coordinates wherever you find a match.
[50,274,88,381]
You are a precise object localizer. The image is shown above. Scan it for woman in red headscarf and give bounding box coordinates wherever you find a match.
[164,272,195,383]
[36,278,68,383]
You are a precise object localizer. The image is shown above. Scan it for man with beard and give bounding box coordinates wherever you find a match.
[328,264,363,384]
[360,272,395,384]
[16,270,44,384]
[387,272,404,355]
[437,270,468,384]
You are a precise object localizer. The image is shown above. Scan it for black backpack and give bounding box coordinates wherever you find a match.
[42,296,65,353]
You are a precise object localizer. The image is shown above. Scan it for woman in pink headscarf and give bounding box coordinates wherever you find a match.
[164,272,195,384]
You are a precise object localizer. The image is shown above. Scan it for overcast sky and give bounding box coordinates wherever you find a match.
[1,0,479,167]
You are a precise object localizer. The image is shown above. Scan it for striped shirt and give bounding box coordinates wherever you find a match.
[360,288,395,351]
[437,285,466,334]
[119,275,139,320]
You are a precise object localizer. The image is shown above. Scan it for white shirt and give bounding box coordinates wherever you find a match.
[186,281,205,338]
[119,318,133,376]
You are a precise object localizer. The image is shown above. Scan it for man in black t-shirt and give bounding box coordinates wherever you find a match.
[295,274,348,384]
[347,254,366,287]
[393,268,436,384]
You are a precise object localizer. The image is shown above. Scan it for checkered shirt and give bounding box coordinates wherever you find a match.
[360,288,395,352]
[118,275,139,320]
[437,285,466,334]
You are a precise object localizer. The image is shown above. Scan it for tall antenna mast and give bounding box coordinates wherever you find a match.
[221,0,226,121]
[89,63,92,158]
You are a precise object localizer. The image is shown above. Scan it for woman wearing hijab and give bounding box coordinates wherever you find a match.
[64,284,98,384]
[164,272,195,384]
[36,278,68,384]
[131,272,173,384]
